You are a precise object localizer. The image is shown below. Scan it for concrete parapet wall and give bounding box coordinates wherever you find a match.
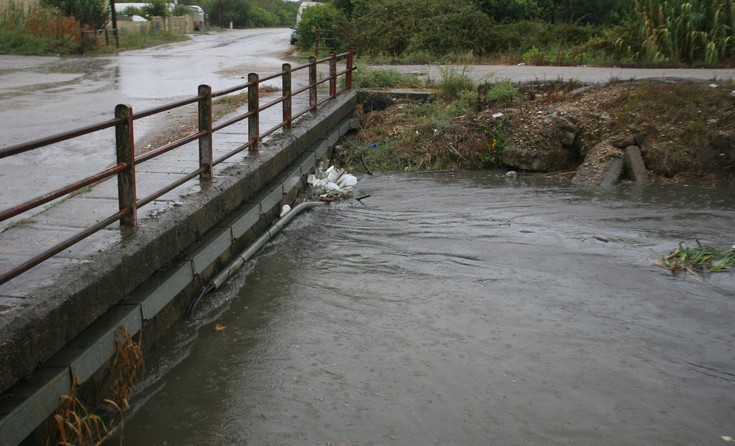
[0,91,358,445]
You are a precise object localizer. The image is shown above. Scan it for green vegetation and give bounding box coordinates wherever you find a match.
[3,0,732,65]
[43,185,92,211]
[116,30,189,51]
[351,68,425,89]
[325,0,733,67]
[2,217,36,231]
[618,0,735,65]
[485,80,520,103]
[41,0,107,29]
[336,68,488,172]
[0,2,82,55]
[192,0,297,28]
[435,66,475,101]
[660,241,735,274]
[295,2,346,53]
[45,326,144,445]
[476,115,509,168]
[0,0,296,56]
[337,71,732,182]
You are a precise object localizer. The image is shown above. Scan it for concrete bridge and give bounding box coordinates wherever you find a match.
[0,55,358,445]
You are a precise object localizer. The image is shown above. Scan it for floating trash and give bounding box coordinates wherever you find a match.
[309,163,358,202]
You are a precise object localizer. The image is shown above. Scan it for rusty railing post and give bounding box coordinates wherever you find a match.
[248,72,259,153]
[198,84,213,180]
[282,63,292,129]
[314,28,320,59]
[115,104,137,228]
[308,56,317,112]
[329,51,337,98]
[346,49,354,90]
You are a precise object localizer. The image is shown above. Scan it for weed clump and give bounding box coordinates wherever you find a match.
[659,240,735,274]
[351,68,425,89]
[45,326,144,445]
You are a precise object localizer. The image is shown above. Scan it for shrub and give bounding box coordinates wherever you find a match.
[617,0,735,65]
[41,0,107,29]
[351,68,424,89]
[295,3,347,53]
[487,80,520,102]
[436,66,476,101]
[0,2,82,55]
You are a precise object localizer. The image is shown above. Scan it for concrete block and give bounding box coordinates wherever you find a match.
[191,229,233,275]
[282,166,302,194]
[260,185,283,215]
[125,261,193,319]
[599,158,625,187]
[231,205,261,239]
[299,152,317,175]
[624,145,648,183]
[45,304,142,383]
[0,367,70,446]
[315,139,330,159]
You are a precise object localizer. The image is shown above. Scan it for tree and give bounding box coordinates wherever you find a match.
[295,3,347,52]
[41,0,108,28]
[330,0,370,19]
[143,0,169,18]
[542,0,623,25]
[473,0,543,22]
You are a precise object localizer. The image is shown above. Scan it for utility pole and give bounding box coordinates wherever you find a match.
[109,0,119,48]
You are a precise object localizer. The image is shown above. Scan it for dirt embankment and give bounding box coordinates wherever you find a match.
[349,79,735,186]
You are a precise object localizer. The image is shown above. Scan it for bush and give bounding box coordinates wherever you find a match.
[0,3,82,55]
[616,0,735,65]
[487,80,520,102]
[351,68,425,88]
[295,3,347,53]
[436,66,475,101]
[41,0,107,28]
[142,0,169,17]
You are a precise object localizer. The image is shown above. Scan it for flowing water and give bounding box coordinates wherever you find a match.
[118,172,735,446]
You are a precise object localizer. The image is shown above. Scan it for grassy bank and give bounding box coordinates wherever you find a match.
[335,68,735,185]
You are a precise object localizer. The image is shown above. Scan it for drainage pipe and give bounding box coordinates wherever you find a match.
[187,201,325,315]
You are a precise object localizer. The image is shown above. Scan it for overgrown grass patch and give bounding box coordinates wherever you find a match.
[434,66,475,101]
[115,30,189,51]
[351,67,425,89]
[0,29,79,55]
[336,97,480,173]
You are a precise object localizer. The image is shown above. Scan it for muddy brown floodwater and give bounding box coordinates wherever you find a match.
[118,171,735,446]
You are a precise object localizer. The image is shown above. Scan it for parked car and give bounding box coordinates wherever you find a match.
[290,28,298,45]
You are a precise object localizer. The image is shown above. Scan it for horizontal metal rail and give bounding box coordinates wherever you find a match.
[0,118,123,159]
[0,50,356,286]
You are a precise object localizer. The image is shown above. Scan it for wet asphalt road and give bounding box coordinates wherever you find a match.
[0,28,294,147]
[0,28,294,221]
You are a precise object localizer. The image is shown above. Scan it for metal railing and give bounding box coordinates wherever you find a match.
[0,50,356,286]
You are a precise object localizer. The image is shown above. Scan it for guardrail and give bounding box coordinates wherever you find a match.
[0,50,356,286]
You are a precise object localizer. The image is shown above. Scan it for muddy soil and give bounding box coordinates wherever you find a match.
[349,79,735,186]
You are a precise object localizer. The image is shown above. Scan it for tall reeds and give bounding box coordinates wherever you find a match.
[623,0,734,64]
[1,0,80,41]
